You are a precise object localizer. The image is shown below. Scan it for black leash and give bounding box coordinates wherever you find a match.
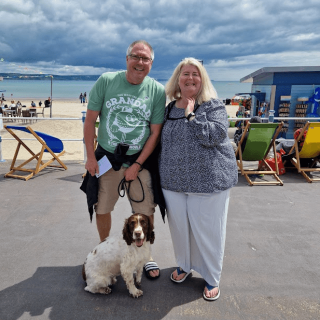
[118,174,145,213]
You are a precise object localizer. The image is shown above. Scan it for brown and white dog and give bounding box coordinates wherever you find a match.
[82,213,155,298]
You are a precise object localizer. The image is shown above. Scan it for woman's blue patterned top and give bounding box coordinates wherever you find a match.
[159,99,238,193]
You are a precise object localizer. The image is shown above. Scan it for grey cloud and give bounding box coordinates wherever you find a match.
[0,0,320,80]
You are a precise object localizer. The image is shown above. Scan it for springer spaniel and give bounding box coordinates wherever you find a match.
[82,213,155,298]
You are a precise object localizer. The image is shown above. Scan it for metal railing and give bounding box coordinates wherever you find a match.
[0,111,87,162]
[1,112,320,162]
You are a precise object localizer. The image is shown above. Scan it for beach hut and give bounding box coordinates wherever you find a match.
[240,67,320,138]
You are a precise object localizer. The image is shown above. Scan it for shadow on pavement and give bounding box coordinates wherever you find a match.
[0,266,204,320]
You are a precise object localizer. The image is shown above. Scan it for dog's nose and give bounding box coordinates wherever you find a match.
[135,231,141,238]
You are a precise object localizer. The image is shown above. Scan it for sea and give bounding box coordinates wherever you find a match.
[0,79,252,101]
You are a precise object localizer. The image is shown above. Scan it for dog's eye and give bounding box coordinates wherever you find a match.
[140,220,146,226]
[130,221,136,227]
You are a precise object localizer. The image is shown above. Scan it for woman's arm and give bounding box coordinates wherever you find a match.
[188,99,229,148]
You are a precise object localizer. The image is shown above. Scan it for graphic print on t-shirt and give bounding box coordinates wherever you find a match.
[104,93,151,151]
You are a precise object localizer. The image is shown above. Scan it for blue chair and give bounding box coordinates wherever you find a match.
[4,125,67,180]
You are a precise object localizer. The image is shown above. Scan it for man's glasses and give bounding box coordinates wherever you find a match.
[129,54,152,63]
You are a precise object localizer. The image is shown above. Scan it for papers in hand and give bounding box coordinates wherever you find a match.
[95,155,112,178]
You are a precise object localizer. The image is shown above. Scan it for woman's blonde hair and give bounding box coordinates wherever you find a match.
[165,57,217,104]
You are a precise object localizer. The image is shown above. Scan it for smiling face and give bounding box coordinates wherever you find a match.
[126,43,153,85]
[178,64,202,99]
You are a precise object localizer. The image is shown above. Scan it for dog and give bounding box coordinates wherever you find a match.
[82,213,155,298]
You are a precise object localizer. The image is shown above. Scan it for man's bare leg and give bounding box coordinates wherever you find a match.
[147,214,159,278]
[96,212,111,242]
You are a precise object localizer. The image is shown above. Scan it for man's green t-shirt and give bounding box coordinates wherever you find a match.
[88,71,166,155]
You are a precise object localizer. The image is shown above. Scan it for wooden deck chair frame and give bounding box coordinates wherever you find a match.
[4,125,67,181]
[235,121,284,186]
[287,122,320,183]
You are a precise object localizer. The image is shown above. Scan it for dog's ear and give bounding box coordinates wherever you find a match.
[82,262,87,282]
[148,230,155,244]
[146,216,155,244]
[122,218,133,245]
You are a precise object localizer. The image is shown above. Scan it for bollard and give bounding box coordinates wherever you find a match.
[0,114,5,162]
[0,135,6,162]
[82,111,87,163]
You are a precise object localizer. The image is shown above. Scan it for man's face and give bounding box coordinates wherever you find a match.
[126,43,153,85]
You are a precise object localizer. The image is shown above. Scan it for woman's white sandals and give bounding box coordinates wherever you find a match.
[203,283,220,301]
[170,267,192,283]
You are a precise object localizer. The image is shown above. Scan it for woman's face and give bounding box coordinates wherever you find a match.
[178,64,202,98]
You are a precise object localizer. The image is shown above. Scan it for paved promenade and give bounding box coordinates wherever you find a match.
[0,160,319,320]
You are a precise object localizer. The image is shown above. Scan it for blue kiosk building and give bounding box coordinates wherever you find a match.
[240,67,320,138]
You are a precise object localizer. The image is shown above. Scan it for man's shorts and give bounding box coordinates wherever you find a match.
[95,166,156,216]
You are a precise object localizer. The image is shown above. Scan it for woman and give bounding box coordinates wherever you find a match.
[159,58,238,301]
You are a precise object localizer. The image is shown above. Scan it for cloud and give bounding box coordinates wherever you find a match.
[205,51,320,81]
[0,0,320,80]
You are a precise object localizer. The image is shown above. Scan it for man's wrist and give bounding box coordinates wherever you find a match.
[131,161,143,171]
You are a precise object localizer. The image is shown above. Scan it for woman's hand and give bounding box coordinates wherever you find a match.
[182,97,196,117]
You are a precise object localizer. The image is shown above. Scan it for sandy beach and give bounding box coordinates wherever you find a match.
[0,99,239,161]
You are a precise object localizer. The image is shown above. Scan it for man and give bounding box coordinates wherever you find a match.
[83,40,166,279]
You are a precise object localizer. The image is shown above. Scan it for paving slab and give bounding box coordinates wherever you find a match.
[0,160,319,320]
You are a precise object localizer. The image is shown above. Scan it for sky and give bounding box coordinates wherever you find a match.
[1,0,320,81]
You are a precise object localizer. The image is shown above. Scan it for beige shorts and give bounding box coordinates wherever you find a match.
[95,167,156,216]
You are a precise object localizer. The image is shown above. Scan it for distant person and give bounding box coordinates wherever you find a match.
[44,98,51,108]
[79,93,83,103]
[233,116,262,154]
[0,101,6,110]
[39,101,42,107]
[9,100,16,109]
[31,101,36,108]
[1,93,5,101]
[84,92,87,103]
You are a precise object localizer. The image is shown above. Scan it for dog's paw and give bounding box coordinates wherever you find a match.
[98,287,112,294]
[130,289,143,298]
[135,281,141,287]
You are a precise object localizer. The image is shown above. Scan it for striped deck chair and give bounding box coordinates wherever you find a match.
[288,122,320,183]
[4,125,67,181]
[235,121,284,186]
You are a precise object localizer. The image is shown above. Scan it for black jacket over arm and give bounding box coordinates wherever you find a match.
[80,144,166,222]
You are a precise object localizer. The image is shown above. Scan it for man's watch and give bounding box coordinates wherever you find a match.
[186,112,195,121]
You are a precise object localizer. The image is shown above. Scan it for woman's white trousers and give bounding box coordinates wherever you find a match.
[162,188,230,286]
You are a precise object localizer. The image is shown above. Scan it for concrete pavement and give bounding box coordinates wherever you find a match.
[0,160,319,320]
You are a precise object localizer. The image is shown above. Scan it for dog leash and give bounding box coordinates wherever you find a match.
[118,172,145,214]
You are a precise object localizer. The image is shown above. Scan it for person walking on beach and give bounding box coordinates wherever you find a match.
[159,58,238,300]
[82,40,166,280]
[84,92,87,103]
[79,93,83,103]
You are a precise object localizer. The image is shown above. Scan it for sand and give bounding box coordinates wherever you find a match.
[0,99,239,161]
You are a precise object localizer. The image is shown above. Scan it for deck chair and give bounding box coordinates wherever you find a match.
[287,122,320,183]
[4,125,67,181]
[236,121,284,186]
